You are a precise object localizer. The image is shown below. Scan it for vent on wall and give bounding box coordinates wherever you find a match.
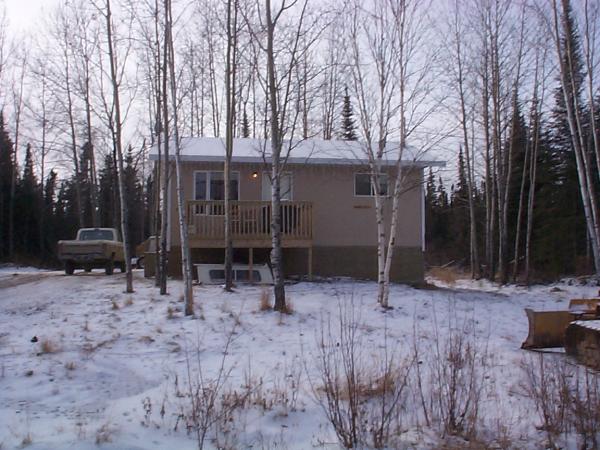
[195,264,274,285]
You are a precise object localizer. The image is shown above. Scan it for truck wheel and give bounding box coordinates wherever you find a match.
[65,262,75,275]
[105,261,114,275]
[84,267,92,273]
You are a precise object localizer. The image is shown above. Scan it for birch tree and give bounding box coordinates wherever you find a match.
[165,0,194,315]
[549,0,600,274]
[96,0,135,292]
[447,0,481,279]
[71,1,102,228]
[8,44,28,259]
[347,0,440,307]
[224,0,240,291]
[246,0,318,311]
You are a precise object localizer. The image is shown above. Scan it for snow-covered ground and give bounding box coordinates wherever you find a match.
[0,269,599,449]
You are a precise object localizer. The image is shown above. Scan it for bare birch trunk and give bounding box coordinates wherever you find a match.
[84,68,100,228]
[159,0,170,295]
[452,5,480,278]
[482,37,494,280]
[500,12,524,285]
[224,0,239,292]
[382,152,405,308]
[552,0,600,274]
[8,56,26,259]
[583,0,600,181]
[512,131,529,282]
[373,168,386,305]
[104,0,133,293]
[516,47,545,282]
[151,0,163,287]
[64,46,86,229]
[165,0,194,315]
[525,117,540,283]
[265,0,286,312]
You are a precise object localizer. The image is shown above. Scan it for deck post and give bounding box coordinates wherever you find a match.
[248,247,254,284]
[308,246,313,281]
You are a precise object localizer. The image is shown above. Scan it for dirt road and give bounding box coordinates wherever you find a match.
[0,272,57,290]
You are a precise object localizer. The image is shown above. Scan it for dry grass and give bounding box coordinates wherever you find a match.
[111,299,120,310]
[124,297,134,306]
[20,433,32,447]
[95,421,116,445]
[139,335,155,344]
[82,320,90,332]
[39,338,59,354]
[259,290,272,311]
[167,306,175,319]
[281,298,294,315]
[64,361,76,371]
[428,266,466,285]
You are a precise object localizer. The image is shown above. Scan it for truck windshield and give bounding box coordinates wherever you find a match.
[79,230,114,241]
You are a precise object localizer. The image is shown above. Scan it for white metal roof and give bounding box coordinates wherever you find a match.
[148,137,445,168]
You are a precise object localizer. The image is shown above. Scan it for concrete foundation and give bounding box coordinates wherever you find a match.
[144,245,424,284]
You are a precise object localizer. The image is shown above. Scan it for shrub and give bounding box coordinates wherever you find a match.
[39,339,58,354]
[311,298,411,449]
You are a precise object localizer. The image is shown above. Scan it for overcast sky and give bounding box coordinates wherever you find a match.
[4,0,59,32]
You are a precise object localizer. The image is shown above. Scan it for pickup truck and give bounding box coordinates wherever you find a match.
[57,228,125,275]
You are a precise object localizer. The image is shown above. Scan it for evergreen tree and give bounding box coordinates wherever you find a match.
[0,113,14,259]
[123,147,145,255]
[98,154,118,228]
[78,141,95,227]
[541,0,589,277]
[42,170,58,262]
[451,146,469,262]
[15,144,40,256]
[425,168,436,245]
[241,109,251,138]
[339,87,358,141]
[506,99,529,266]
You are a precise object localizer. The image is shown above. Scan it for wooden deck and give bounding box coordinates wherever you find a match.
[186,200,313,248]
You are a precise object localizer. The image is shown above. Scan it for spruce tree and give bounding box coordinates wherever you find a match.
[124,147,145,255]
[42,170,58,262]
[339,87,358,141]
[544,0,589,276]
[14,144,39,257]
[451,146,469,261]
[0,113,14,259]
[241,109,251,138]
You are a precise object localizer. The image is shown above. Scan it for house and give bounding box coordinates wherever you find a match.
[144,137,444,283]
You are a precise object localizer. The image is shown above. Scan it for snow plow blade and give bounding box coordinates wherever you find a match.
[565,321,600,370]
[521,309,573,349]
[522,299,600,350]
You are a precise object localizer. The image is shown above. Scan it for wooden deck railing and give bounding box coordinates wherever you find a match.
[186,200,313,243]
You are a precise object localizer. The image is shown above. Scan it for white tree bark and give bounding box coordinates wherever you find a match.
[102,0,134,293]
[551,0,600,274]
[165,0,194,314]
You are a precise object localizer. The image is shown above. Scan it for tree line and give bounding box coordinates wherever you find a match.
[0,116,150,266]
[426,0,600,283]
[0,0,598,295]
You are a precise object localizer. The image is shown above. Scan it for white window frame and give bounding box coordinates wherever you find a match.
[354,172,389,197]
[193,170,240,201]
[261,171,293,201]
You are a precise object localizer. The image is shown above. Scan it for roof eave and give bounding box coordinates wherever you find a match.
[148,154,446,168]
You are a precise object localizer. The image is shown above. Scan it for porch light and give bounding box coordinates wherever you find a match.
[251,171,258,179]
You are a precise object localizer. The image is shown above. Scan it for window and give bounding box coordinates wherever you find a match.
[79,229,115,241]
[194,171,239,201]
[207,268,261,283]
[261,172,293,201]
[354,173,388,196]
